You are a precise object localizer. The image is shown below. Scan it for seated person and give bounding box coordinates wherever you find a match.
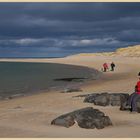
[128,72,140,112]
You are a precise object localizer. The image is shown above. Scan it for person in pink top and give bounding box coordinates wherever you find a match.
[128,72,140,112]
[103,63,109,72]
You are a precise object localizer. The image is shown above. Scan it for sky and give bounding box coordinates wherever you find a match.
[0,3,140,58]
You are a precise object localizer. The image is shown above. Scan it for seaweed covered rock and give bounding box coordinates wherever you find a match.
[51,107,112,129]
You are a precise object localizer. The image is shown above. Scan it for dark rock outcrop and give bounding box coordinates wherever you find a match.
[51,115,75,128]
[82,92,140,113]
[84,92,129,106]
[120,94,140,112]
[51,107,112,129]
[120,94,130,111]
[110,93,129,106]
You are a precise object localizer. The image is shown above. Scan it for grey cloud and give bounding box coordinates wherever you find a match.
[0,3,140,57]
[0,37,125,50]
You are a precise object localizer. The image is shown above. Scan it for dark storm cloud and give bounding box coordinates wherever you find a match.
[0,2,140,57]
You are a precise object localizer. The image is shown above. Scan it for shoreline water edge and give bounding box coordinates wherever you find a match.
[0,61,102,100]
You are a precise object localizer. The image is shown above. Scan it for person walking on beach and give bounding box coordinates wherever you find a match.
[128,72,140,112]
[110,62,115,71]
[103,63,109,72]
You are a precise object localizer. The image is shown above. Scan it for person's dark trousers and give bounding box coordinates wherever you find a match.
[128,92,140,112]
[111,67,114,71]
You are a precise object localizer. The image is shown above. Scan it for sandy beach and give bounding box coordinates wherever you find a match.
[1,2,140,138]
[0,54,140,138]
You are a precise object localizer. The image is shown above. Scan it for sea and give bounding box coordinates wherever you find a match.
[0,61,101,99]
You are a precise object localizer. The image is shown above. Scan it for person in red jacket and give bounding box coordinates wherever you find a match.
[128,72,140,112]
[103,63,109,72]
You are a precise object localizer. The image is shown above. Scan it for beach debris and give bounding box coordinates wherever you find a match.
[61,88,83,93]
[83,92,129,106]
[51,107,112,129]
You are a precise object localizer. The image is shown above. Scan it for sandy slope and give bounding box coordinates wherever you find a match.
[69,44,140,57]
[0,53,140,137]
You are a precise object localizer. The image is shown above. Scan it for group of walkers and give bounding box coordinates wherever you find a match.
[102,62,115,72]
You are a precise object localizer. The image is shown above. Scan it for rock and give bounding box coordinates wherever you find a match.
[74,108,112,129]
[51,107,112,129]
[109,94,121,106]
[62,88,82,93]
[110,93,129,106]
[120,95,140,112]
[74,92,140,113]
[93,93,110,106]
[51,115,75,128]
[84,93,99,103]
[120,94,130,110]
[73,94,88,98]
[119,93,140,113]
[84,92,129,107]
[84,92,110,106]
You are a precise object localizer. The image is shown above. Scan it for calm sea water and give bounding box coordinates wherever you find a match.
[0,62,100,99]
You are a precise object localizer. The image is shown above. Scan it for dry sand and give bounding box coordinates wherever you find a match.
[0,54,140,138]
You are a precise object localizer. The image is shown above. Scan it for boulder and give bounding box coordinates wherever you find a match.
[74,92,140,113]
[51,115,75,128]
[51,107,112,129]
[74,108,112,129]
[84,93,99,103]
[120,94,130,111]
[120,95,140,112]
[110,93,129,106]
[93,93,110,106]
[84,92,129,107]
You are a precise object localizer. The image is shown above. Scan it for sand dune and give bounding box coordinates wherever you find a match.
[70,44,140,57]
[0,46,140,137]
[115,45,140,57]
